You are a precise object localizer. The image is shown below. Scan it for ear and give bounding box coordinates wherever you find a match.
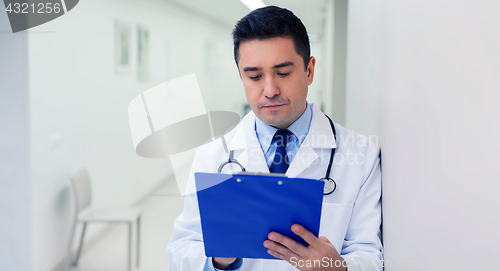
[306,56,316,85]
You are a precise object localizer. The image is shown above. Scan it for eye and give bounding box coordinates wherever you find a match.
[278,72,290,77]
[249,75,261,81]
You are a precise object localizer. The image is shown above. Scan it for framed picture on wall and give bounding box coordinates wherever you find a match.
[137,25,150,82]
[114,20,132,73]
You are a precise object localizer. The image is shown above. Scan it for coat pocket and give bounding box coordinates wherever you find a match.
[318,203,354,252]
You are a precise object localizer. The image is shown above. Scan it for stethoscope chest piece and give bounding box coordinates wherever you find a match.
[321,177,336,195]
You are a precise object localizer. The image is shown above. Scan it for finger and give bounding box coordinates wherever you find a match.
[266,248,306,269]
[266,247,285,260]
[264,239,302,262]
[268,232,308,257]
[291,224,321,248]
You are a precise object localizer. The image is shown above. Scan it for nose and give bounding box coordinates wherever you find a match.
[263,77,280,98]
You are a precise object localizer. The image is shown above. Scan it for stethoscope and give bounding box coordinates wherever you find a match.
[217,114,337,195]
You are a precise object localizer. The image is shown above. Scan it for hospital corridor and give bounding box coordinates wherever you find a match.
[69,179,183,271]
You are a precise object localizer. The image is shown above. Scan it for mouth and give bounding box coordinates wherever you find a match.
[262,104,284,110]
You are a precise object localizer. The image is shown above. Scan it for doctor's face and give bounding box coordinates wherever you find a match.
[237,37,316,129]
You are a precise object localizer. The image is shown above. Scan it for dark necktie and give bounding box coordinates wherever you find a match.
[269,129,293,174]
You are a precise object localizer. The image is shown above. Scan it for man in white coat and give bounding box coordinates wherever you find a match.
[166,6,383,271]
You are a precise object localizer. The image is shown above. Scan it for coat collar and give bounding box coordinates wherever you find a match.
[225,103,337,177]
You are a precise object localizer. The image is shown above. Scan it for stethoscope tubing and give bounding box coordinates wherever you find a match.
[217,150,246,173]
[322,115,337,195]
[218,114,337,195]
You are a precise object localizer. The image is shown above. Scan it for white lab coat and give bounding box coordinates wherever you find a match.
[166,103,382,271]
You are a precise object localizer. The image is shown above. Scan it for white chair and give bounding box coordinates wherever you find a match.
[65,168,141,271]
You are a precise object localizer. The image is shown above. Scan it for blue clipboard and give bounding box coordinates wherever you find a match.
[195,172,324,259]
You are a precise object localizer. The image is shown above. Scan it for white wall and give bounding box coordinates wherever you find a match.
[0,9,33,271]
[346,0,500,269]
[27,0,244,270]
[319,0,348,125]
[306,38,324,107]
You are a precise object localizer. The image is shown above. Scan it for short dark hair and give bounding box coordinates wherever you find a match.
[232,6,310,71]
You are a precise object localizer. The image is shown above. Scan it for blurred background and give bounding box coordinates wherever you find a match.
[1,0,499,270]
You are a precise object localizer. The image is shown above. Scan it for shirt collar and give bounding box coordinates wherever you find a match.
[255,101,312,151]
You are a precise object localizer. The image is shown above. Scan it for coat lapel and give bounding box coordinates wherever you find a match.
[226,111,269,173]
[286,104,337,178]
